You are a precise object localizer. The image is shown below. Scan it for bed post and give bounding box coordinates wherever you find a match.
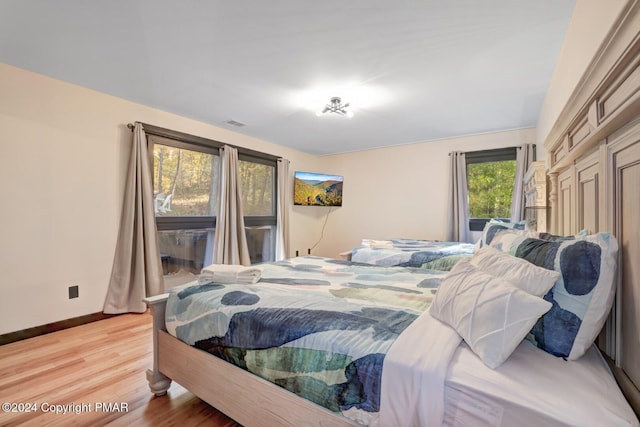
[144,293,172,396]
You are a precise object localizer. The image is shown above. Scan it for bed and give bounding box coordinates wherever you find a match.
[162,257,453,426]
[145,246,638,426]
[347,239,475,270]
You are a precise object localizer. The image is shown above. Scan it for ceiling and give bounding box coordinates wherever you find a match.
[0,1,576,156]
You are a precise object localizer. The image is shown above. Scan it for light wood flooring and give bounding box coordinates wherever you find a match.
[0,312,240,427]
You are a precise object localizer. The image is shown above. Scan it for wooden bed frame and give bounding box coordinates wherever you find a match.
[144,3,640,424]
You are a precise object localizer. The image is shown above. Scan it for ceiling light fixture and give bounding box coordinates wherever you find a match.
[316,97,354,118]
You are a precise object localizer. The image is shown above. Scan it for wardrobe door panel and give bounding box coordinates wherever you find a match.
[609,121,640,389]
[618,161,640,385]
[576,152,601,234]
[558,169,574,235]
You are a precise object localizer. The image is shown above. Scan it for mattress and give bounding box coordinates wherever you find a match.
[443,340,639,427]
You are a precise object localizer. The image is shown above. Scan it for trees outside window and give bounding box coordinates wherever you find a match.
[465,148,517,231]
[148,130,276,275]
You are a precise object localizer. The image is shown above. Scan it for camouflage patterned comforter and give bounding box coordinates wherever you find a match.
[165,256,446,425]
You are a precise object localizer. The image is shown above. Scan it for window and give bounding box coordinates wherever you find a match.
[465,147,517,231]
[147,127,277,276]
[153,140,220,218]
[238,157,276,264]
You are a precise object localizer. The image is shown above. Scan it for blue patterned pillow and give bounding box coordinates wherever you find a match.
[487,232,618,360]
[476,221,589,252]
[476,221,541,252]
[490,219,529,230]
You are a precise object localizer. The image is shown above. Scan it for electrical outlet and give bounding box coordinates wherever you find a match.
[68,285,79,299]
[295,250,299,257]
[307,248,311,255]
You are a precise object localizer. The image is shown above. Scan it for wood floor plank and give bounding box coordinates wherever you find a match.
[0,313,241,427]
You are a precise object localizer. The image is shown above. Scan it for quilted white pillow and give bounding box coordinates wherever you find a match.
[471,246,560,297]
[430,260,552,369]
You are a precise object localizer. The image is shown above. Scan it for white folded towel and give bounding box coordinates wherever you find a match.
[361,239,394,249]
[199,264,262,284]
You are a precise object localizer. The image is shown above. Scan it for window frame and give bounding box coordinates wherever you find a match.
[142,122,278,236]
[465,147,517,231]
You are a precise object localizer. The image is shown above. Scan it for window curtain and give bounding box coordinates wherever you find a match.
[446,151,473,243]
[212,145,251,265]
[275,158,290,260]
[104,123,163,314]
[510,144,536,222]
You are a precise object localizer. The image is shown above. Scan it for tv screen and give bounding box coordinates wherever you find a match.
[294,171,343,206]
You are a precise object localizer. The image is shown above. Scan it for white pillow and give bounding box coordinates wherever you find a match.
[430,261,552,369]
[471,246,560,297]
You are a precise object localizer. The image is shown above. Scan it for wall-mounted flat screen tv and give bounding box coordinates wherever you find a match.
[294,171,343,206]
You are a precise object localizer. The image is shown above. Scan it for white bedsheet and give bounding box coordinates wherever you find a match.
[380,315,638,427]
[444,341,639,427]
[379,311,462,427]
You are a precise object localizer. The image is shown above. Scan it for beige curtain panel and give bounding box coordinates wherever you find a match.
[510,144,535,222]
[446,151,473,243]
[103,123,163,314]
[212,145,251,266]
[275,158,290,260]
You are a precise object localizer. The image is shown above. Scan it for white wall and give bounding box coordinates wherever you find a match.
[536,0,628,145]
[0,63,326,334]
[309,128,537,258]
